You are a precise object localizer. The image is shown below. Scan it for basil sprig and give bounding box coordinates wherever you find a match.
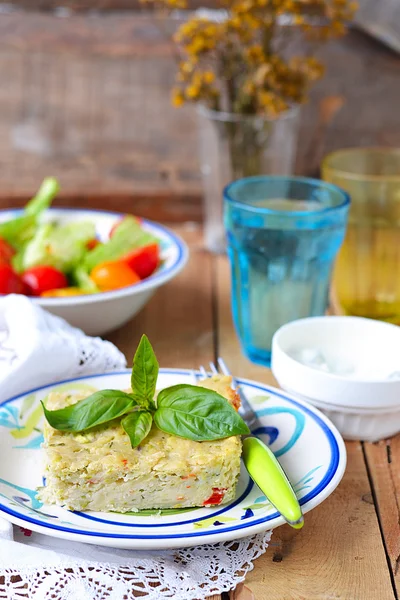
[42,334,250,447]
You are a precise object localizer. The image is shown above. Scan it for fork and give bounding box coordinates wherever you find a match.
[196,358,304,530]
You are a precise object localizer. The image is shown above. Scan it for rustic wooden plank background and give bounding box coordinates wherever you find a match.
[0,8,399,218]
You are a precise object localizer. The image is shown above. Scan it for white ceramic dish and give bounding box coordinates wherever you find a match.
[271,316,400,441]
[282,391,400,442]
[0,208,188,336]
[272,316,400,409]
[0,369,346,549]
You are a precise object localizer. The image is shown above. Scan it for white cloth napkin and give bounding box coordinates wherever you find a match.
[0,296,271,600]
[0,294,126,545]
[0,295,127,404]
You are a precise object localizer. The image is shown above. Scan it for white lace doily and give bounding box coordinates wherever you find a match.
[0,531,271,600]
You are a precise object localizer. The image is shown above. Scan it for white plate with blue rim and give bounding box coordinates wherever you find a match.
[0,369,346,549]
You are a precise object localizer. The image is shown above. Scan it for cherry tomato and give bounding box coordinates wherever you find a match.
[0,265,27,294]
[121,244,160,280]
[109,215,142,238]
[0,238,15,264]
[41,287,89,298]
[22,266,68,296]
[90,261,140,292]
[86,238,100,251]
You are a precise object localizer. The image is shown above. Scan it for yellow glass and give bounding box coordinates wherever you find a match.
[322,148,400,323]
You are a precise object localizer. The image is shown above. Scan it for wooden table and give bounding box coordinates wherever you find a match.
[107,224,400,600]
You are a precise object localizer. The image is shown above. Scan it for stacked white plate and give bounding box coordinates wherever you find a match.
[271,316,400,442]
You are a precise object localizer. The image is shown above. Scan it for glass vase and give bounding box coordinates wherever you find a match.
[197,105,300,253]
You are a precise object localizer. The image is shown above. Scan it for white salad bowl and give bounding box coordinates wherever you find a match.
[0,208,189,335]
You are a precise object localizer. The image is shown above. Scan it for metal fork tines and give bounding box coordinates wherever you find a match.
[198,358,259,431]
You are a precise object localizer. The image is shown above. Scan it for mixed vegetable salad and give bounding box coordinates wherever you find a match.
[0,178,161,297]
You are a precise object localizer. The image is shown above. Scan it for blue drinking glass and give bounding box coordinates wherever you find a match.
[224,176,350,366]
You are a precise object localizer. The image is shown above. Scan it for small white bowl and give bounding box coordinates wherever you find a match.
[271,316,400,441]
[280,389,400,442]
[0,208,188,336]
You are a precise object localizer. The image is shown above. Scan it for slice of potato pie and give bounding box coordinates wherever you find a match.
[38,375,242,512]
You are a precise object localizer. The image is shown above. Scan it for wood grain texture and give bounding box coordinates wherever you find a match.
[10,0,400,27]
[229,584,255,599]
[5,0,211,12]
[214,253,397,600]
[0,12,177,56]
[242,444,396,600]
[0,12,399,202]
[0,192,202,223]
[0,13,199,200]
[364,438,400,596]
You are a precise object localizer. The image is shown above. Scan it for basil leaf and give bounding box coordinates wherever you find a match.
[131,334,159,408]
[42,390,137,432]
[121,411,153,448]
[154,384,250,441]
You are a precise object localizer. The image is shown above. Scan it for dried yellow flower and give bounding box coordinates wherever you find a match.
[171,88,185,108]
[292,14,304,25]
[186,85,201,99]
[152,0,357,113]
[164,0,186,8]
[203,71,216,85]
[245,45,265,65]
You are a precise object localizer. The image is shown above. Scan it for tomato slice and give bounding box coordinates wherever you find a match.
[0,265,27,294]
[0,238,15,264]
[90,261,140,292]
[121,244,160,280]
[22,266,68,296]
